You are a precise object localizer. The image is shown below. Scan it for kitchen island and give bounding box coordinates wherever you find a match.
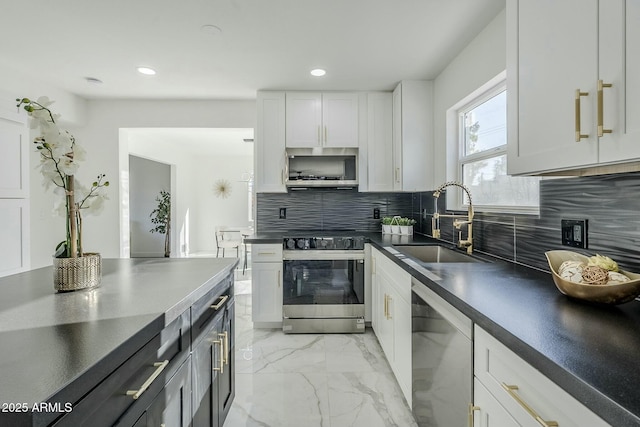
[0,257,237,427]
[246,232,640,426]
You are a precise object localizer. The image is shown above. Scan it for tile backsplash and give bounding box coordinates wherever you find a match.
[257,172,640,273]
[256,190,412,232]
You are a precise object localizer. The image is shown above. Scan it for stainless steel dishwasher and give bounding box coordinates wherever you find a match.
[411,279,473,427]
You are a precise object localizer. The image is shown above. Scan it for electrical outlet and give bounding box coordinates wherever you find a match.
[561,219,588,248]
[373,208,380,219]
[279,207,286,219]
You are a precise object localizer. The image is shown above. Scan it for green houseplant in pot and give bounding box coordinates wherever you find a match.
[18,97,109,291]
[381,216,393,234]
[150,190,171,257]
[398,217,416,235]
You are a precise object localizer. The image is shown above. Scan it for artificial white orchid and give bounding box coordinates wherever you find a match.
[17,96,109,258]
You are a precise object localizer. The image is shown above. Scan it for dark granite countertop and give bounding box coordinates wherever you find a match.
[249,231,640,426]
[0,257,237,420]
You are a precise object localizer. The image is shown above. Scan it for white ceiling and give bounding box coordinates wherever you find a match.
[1,0,505,101]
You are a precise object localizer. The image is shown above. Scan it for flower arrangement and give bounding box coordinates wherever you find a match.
[17,97,109,258]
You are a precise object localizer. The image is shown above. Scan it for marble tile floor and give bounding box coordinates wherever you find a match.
[224,280,417,427]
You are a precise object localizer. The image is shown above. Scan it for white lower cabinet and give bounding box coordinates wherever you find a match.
[473,379,518,427]
[474,326,610,427]
[371,247,412,406]
[251,244,283,325]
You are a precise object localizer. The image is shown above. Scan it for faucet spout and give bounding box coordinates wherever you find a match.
[431,181,474,254]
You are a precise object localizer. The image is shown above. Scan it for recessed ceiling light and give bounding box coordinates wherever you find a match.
[310,68,326,77]
[85,77,103,84]
[201,24,222,36]
[137,67,156,76]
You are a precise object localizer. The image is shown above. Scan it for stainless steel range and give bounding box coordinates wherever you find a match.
[282,236,365,333]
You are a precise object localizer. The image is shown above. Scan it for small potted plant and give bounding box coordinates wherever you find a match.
[381,217,393,234]
[399,217,416,235]
[390,216,402,234]
[17,96,109,292]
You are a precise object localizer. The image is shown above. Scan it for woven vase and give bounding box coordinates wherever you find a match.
[53,253,102,292]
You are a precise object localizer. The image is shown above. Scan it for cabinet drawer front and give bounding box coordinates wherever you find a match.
[54,312,189,427]
[252,244,283,263]
[374,250,411,302]
[474,326,609,427]
[191,272,233,345]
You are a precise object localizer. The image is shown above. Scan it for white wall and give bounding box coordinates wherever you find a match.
[432,8,506,184]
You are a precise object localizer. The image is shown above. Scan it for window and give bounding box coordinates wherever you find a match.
[452,76,539,214]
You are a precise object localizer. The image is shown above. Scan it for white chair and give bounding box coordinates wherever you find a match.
[215,226,241,258]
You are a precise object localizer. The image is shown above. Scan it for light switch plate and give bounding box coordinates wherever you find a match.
[561,219,588,248]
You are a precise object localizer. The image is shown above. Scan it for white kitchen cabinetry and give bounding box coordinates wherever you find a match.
[251,244,283,326]
[472,379,519,427]
[371,247,412,406]
[392,81,433,191]
[507,0,640,175]
[0,101,29,277]
[366,92,395,192]
[255,91,286,193]
[473,326,610,427]
[285,92,359,148]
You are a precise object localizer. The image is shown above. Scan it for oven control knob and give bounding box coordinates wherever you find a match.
[319,239,328,248]
[296,239,307,249]
[343,238,352,249]
[285,238,296,249]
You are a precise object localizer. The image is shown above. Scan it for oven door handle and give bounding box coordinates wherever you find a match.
[282,250,365,261]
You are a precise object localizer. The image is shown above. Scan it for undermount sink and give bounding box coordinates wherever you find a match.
[393,245,482,263]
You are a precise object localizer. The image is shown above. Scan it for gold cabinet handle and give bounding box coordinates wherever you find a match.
[277,270,281,288]
[597,80,613,137]
[212,339,224,373]
[324,125,328,143]
[575,89,589,142]
[395,167,400,183]
[501,383,558,427]
[219,331,229,365]
[468,404,480,427]
[126,360,169,400]
[387,294,392,319]
[383,294,387,318]
[211,295,229,310]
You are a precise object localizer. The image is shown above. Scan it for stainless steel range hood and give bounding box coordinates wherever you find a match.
[286,148,358,189]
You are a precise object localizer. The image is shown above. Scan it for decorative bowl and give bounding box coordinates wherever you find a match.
[545,250,640,305]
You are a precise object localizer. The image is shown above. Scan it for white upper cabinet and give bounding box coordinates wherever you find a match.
[392,81,433,191]
[598,0,640,164]
[366,92,395,192]
[285,92,359,148]
[508,0,640,175]
[255,91,287,193]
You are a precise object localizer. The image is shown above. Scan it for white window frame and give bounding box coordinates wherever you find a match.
[445,71,540,215]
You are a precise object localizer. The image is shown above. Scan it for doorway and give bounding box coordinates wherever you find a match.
[120,128,254,258]
[129,155,171,257]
